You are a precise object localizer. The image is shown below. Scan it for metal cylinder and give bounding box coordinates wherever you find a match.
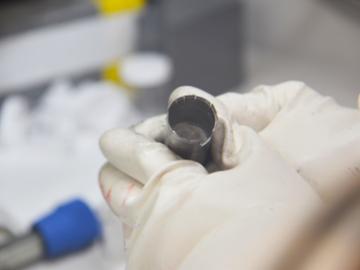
[0,232,44,270]
[165,95,216,164]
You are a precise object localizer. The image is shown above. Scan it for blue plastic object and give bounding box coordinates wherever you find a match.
[33,199,102,258]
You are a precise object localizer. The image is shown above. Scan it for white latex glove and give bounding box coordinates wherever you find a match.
[99,84,324,270]
[218,81,360,200]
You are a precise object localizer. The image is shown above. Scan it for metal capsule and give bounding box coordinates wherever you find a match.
[165,95,216,164]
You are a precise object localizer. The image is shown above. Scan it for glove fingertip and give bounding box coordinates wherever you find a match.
[99,128,133,159]
[132,115,167,141]
[99,129,115,156]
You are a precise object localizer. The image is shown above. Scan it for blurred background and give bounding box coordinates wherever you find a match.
[0,0,359,269]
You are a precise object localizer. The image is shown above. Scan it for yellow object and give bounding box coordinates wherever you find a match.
[102,62,134,93]
[96,0,145,15]
[103,62,121,84]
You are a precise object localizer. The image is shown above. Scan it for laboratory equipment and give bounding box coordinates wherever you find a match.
[0,199,101,270]
[0,0,96,38]
[120,52,173,114]
[138,0,243,96]
[0,0,137,95]
[165,95,216,164]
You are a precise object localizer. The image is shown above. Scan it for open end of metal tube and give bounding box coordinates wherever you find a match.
[166,95,216,164]
[165,95,216,164]
[168,96,216,143]
[168,95,216,145]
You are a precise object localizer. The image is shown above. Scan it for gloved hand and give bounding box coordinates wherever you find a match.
[217,81,360,200]
[98,83,334,270]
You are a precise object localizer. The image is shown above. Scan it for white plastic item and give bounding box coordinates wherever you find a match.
[120,52,173,89]
[120,52,173,114]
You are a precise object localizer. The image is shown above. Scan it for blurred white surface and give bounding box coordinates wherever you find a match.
[0,80,139,269]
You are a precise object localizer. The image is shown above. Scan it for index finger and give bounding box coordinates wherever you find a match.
[100,128,180,184]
